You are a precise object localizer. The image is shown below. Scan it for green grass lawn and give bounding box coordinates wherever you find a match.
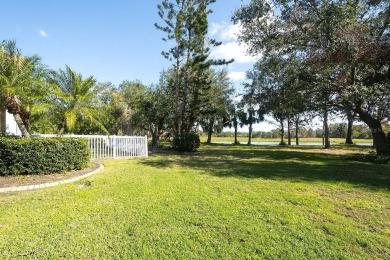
[0,145,389,258]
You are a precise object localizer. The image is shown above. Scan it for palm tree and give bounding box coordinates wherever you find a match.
[0,40,45,137]
[46,66,108,134]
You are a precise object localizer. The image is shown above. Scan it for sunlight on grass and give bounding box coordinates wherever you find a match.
[0,145,389,258]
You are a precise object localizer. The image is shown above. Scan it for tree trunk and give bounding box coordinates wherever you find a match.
[13,113,30,138]
[19,109,30,132]
[345,111,354,145]
[345,65,355,145]
[295,118,299,145]
[151,128,159,149]
[355,107,389,154]
[234,121,238,144]
[181,12,195,135]
[248,122,253,145]
[172,1,189,136]
[58,120,67,135]
[206,119,214,144]
[174,78,180,135]
[287,115,291,145]
[173,42,181,136]
[371,127,389,154]
[0,106,6,135]
[280,120,285,145]
[324,110,330,149]
[4,95,31,137]
[186,87,199,133]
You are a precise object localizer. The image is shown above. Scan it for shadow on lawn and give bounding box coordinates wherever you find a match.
[141,144,390,190]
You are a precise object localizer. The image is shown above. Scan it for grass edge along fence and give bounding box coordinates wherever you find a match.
[33,134,148,160]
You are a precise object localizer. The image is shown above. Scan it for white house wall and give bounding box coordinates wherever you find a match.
[5,111,21,136]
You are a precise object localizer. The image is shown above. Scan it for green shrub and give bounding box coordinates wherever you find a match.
[171,132,200,152]
[0,137,90,176]
[345,152,390,165]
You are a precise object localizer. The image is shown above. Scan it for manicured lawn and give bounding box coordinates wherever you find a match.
[0,145,389,258]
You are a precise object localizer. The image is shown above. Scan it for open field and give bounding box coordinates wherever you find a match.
[201,136,374,144]
[0,144,389,258]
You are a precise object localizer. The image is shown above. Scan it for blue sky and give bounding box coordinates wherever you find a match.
[1,0,281,132]
[0,0,253,87]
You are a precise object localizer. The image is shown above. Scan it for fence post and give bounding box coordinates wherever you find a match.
[89,138,93,160]
[112,135,117,159]
[144,135,148,157]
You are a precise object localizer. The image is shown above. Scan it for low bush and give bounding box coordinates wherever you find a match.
[0,137,90,176]
[345,151,390,165]
[171,132,200,152]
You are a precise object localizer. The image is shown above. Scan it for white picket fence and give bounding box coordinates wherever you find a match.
[33,134,148,160]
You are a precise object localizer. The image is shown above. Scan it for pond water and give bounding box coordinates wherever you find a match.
[212,141,373,147]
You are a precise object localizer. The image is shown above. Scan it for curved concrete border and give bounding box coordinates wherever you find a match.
[0,164,104,193]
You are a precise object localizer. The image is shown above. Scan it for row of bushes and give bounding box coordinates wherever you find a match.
[0,138,90,176]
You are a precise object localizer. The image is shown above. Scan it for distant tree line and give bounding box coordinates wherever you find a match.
[218,123,378,140]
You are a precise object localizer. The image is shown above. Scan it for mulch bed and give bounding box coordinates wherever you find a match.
[0,163,101,188]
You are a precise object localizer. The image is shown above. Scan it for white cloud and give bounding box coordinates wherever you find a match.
[228,71,246,81]
[39,30,48,37]
[211,41,259,64]
[210,22,240,40]
[209,23,223,37]
[220,24,240,40]
[209,22,260,64]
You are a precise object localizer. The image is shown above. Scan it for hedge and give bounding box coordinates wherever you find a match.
[0,137,90,176]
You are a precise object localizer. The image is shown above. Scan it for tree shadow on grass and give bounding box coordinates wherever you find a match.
[140,144,390,191]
